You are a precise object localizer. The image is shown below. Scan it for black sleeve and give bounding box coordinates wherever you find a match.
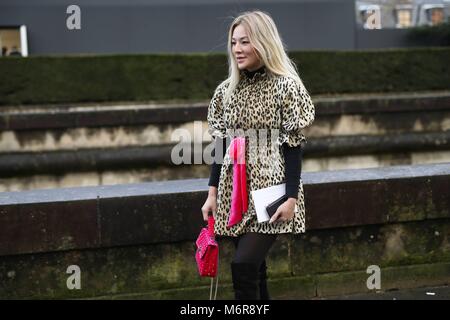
[208,137,228,187]
[208,138,302,196]
[283,143,303,199]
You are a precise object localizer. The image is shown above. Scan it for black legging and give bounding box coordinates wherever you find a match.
[230,232,278,268]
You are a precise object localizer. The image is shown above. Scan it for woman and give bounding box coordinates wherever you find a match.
[201,10,315,300]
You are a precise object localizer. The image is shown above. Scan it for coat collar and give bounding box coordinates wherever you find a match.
[240,65,267,81]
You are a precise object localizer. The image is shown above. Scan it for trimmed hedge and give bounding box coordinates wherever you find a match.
[0,47,449,106]
[407,22,450,46]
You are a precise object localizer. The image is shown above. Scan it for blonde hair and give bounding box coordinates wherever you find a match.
[223,10,306,104]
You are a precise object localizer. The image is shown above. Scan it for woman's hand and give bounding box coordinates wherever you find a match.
[269,197,296,224]
[201,194,218,222]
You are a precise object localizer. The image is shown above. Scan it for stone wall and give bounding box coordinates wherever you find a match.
[1,91,449,192]
[0,163,448,299]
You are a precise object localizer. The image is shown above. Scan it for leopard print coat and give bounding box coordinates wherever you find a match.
[207,66,315,236]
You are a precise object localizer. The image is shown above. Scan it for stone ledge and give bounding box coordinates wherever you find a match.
[0,216,448,299]
[1,131,450,176]
[81,262,450,300]
[0,163,448,256]
[1,91,449,130]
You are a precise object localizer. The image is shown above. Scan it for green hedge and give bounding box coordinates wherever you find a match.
[0,47,449,106]
[407,22,450,46]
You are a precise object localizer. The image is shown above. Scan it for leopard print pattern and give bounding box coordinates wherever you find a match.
[207,67,315,236]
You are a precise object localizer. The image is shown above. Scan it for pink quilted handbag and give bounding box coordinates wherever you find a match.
[195,214,219,277]
[195,213,219,299]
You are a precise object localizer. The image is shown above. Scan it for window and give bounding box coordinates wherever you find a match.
[430,8,444,26]
[0,25,28,57]
[395,5,412,28]
[419,4,445,27]
[358,4,382,29]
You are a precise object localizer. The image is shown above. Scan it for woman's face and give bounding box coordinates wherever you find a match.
[231,24,263,72]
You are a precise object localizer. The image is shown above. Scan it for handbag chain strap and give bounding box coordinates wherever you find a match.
[208,213,218,300]
[209,274,219,300]
[209,259,219,300]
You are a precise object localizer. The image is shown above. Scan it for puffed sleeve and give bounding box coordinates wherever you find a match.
[207,80,229,139]
[278,78,315,147]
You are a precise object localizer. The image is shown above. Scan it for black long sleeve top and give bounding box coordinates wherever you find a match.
[208,137,302,199]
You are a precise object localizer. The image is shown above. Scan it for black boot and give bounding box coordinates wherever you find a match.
[231,262,260,300]
[259,260,271,300]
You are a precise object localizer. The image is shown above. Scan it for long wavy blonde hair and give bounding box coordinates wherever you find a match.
[223,10,306,104]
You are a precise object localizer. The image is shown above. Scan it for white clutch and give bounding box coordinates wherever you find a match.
[251,183,298,223]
